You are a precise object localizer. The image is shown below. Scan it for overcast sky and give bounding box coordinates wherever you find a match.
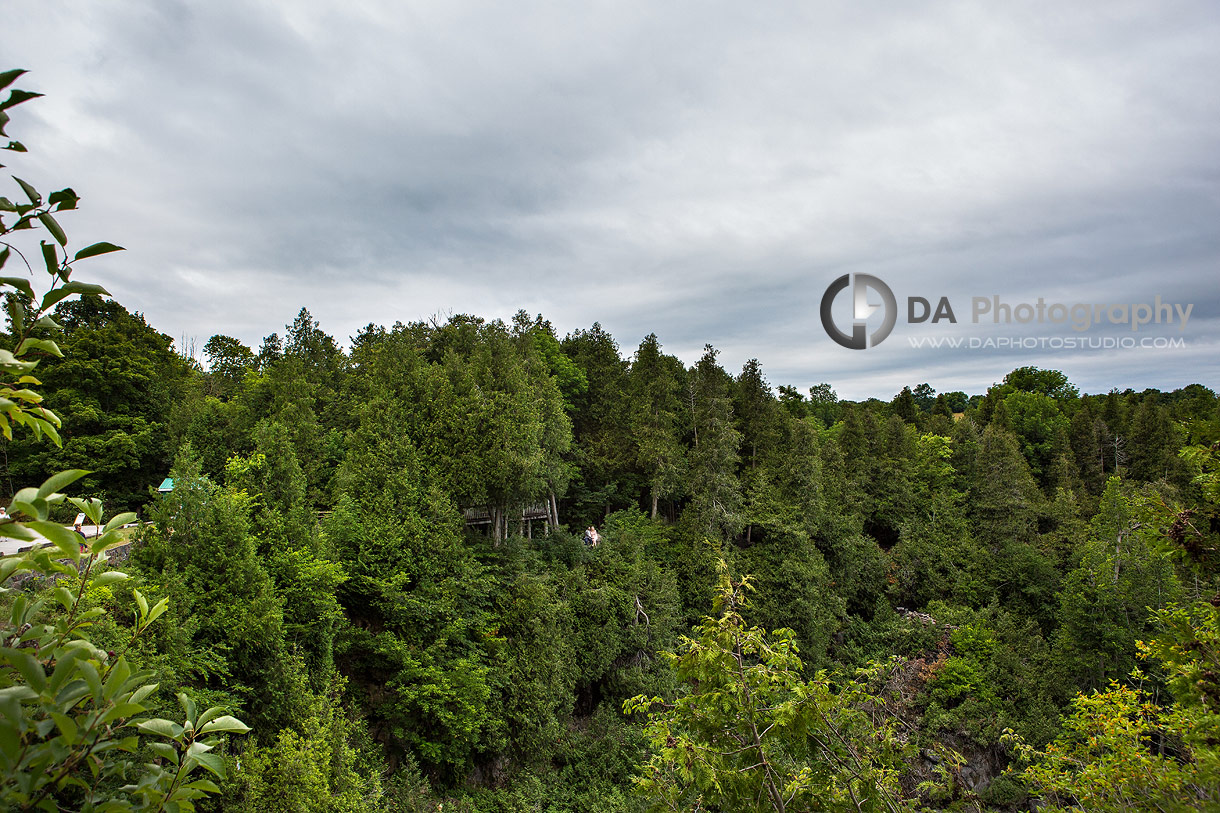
[4,1,1218,399]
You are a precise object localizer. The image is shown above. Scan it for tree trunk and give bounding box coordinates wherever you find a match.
[491,506,503,546]
[651,492,659,520]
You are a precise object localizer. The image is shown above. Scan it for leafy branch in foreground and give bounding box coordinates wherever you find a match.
[0,70,247,811]
[0,68,120,446]
[625,561,927,813]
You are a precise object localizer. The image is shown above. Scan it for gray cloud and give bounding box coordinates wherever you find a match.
[4,0,1218,399]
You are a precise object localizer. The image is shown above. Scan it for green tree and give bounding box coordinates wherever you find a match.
[966,424,1056,622]
[325,394,498,778]
[133,455,307,734]
[563,323,633,526]
[1012,599,1220,811]
[7,297,188,510]
[629,334,686,520]
[891,386,917,423]
[808,382,840,427]
[626,565,917,812]
[685,346,742,539]
[735,359,784,545]
[202,334,255,400]
[1052,478,1183,693]
[1001,391,1070,488]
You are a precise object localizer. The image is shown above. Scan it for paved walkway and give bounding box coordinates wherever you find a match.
[0,525,104,557]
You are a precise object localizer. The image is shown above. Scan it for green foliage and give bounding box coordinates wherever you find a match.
[222,686,381,813]
[0,72,241,812]
[6,296,189,511]
[1009,680,1219,812]
[132,454,304,734]
[913,604,1058,748]
[685,346,742,539]
[626,564,919,812]
[201,335,255,400]
[562,322,633,528]
[1001,391,1070,487]
[1051,478,1183,694]
[629,334,687,520]
[0,475,247,811]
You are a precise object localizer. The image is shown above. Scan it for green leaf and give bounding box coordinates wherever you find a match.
[36,417,61,447]
[78,659,102,699]
[15,337,62,358]
[146,597,169,625]
[0,685,39,703]
[40,241,57,275]
[7,650,47,693]
[46,646,86,694]
[3,141,26,153]
[183,779,221,794]
[103,512,137,533]
[100,702,145,725]
[137,718,184,739]
[192,751,226,779]
[0,89,43,111]
[186,740,213,757]
[40,280,110,310]
[36,469,91,499]
[38,213,66,246]
[0,522,37,542]
[0,348,38,373]
[26,520,82,560]
[198,715,250,735]
[148,741,179,764]
[6,296,23,333]
[74,242,124,261]
[78,607,106,622]
[0,70,27,93]
[54,585,76,611]
[92,570,129,586]
[47,188,78,211]
[69,496,103,525]
[178,692,196,727]
[195,706,226,728]
[0,557,29,583]
[13,176,40,205]
[102,657,132,700]
[131,683,159,704]
[50,712,78,742]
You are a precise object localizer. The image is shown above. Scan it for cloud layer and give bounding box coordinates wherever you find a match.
[5,1,1218,398]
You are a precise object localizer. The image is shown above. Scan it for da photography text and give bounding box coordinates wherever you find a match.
[819,274,1194,351]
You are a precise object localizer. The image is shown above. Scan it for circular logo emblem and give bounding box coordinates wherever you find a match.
[819,274,897,350]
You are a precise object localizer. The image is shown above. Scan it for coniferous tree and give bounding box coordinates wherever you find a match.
[685,345,742,539]
[628,334,687,519]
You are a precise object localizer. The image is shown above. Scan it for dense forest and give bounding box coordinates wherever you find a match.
[6,293,1220,811]
[3,72,1220,812]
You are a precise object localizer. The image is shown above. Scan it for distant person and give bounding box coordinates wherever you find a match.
[583,526,601,547]
[74,522,87,553]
